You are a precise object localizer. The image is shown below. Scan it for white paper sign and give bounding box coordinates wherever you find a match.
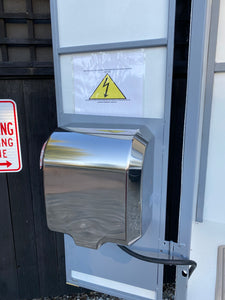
[73,50,145,117]
[0,100,22,172]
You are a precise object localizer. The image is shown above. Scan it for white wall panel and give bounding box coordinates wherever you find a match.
[57,0,169,48]
[216,0,225,62]
[60,47,167,118]
[204,73,225,223]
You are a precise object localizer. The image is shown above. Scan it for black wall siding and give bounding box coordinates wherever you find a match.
[0,1,83,298]
[0,173,19,300]
[0,79,82,299]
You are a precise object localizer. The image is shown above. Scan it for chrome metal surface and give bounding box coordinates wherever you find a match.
[43,128,150,249]
[215,245,225,300]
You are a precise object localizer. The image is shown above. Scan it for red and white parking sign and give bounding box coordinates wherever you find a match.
[0,100,22,172]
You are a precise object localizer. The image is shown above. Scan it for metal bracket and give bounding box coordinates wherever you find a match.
[127,240,187,261]
[159,240,186,260]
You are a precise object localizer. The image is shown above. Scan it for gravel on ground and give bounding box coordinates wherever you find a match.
[30,283,175,300]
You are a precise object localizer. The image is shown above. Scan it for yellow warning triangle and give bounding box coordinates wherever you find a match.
[90,73,126,100]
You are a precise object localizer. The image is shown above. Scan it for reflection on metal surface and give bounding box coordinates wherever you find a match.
[43,128,151,249]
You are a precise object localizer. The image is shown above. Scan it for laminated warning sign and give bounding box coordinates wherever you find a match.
[0,100,22,172]
[73,49,144,117]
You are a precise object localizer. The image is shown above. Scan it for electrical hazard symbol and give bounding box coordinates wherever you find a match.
[89,74,126,100]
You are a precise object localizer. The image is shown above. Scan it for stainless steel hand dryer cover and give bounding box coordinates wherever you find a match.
[43,128,151,249]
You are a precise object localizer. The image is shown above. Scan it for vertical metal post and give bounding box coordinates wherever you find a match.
[175,0,212,298]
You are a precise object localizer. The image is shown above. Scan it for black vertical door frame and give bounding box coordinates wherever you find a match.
[164,0,192,283]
